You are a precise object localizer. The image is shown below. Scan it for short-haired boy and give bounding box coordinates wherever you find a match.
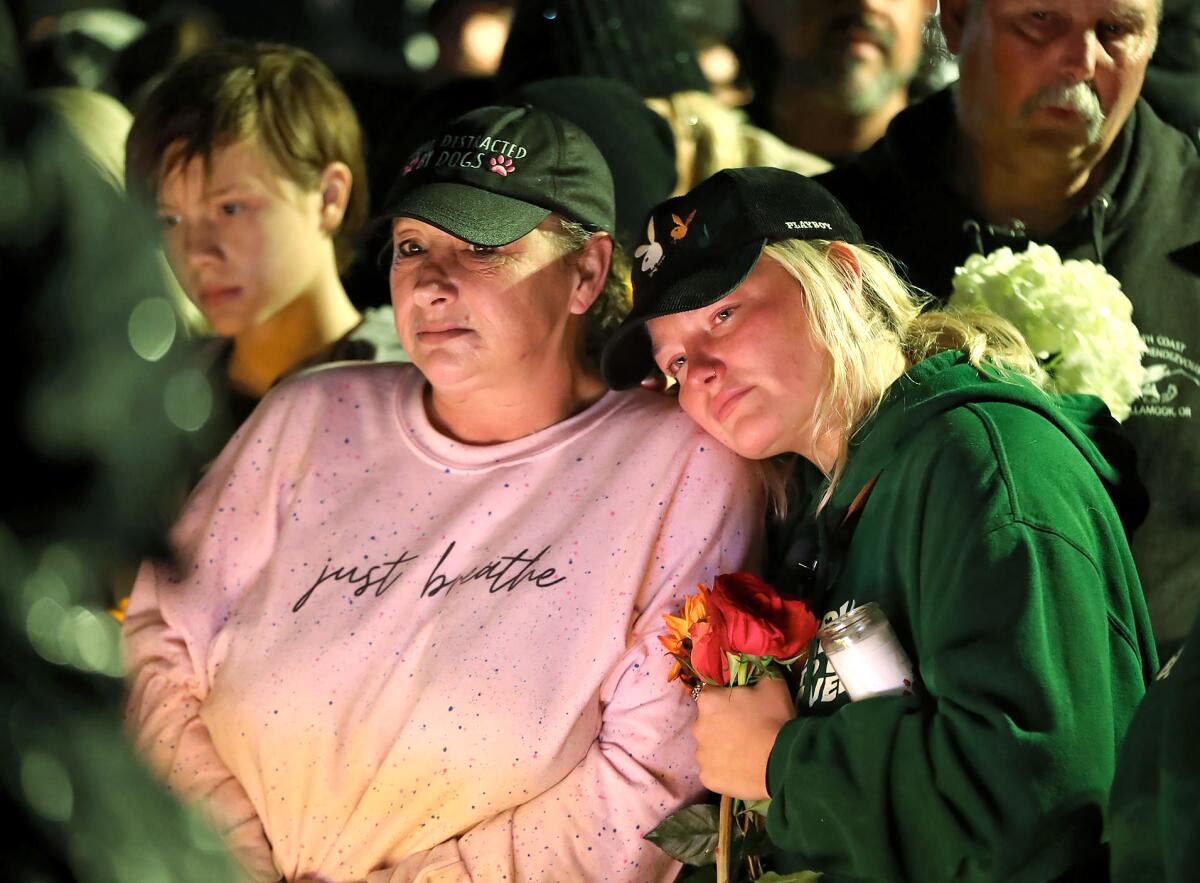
[127,41,405,426]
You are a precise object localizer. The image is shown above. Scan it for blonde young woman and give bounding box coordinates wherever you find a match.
[602,168,1158,882]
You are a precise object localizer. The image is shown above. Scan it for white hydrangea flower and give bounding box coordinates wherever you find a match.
[949,243,1146,421]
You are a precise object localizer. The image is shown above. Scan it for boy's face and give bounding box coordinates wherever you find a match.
[156,137,332,338]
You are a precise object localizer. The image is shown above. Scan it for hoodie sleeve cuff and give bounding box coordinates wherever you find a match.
[766,715,812,799]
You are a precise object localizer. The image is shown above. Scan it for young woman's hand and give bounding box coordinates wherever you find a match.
[693,677,795,800]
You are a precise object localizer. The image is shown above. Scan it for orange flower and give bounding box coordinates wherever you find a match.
[109,595,130,623]
[659,583,711,684]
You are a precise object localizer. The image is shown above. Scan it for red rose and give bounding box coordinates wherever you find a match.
[689,616,729,684]
[707,572,819,664]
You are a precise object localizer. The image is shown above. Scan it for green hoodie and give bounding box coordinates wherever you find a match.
[820,91,1200,657]
[1108,610,1200,883]
[765,351,1158,883]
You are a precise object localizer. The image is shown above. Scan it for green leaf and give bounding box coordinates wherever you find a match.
[726,651,743,686]
[754,872,823,882]
[644,804,719,866]
[744,798,772,816]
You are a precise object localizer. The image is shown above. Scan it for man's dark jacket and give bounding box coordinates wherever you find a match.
[820,88,1200,655]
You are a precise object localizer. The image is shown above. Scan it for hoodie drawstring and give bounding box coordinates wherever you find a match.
[962,218,1027,256]
[963,219,985,254]
[962,201,1110,263]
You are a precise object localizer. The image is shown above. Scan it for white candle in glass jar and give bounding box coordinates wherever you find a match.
[818,603,915,701]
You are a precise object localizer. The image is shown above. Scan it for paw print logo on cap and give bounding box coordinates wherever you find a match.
[489,155,516,177]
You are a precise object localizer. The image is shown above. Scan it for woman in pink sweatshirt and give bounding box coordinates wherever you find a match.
[123,105,762,883]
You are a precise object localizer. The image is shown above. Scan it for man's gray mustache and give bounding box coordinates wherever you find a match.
[1019,81,1105,141]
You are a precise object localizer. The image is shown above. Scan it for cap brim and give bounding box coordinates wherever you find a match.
[601,239,764,390]
[385,181,551,246]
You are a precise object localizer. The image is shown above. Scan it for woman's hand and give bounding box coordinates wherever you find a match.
[693,677,795,800]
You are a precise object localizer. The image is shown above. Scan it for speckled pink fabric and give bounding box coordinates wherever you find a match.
[124,363,761,882]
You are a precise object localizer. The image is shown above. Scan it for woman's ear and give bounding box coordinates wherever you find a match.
[826,241,863,293]
[317,162,353,232]
[568,233,614,316]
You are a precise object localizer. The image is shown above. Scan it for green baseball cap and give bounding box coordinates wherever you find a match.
[382,104,616,246]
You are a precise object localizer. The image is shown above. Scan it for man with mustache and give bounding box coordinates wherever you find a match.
[745,0,940,160]
[819,0,1200,662]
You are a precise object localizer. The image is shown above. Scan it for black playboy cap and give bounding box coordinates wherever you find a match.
[601,167,863,390]
[382,104,615,246]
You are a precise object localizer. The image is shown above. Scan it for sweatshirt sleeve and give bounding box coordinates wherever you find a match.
[363,446,764,883]
[124,577,280,882]
[123,388,313,883]
[765,517,1149,882]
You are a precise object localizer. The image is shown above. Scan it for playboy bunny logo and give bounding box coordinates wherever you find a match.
[670,210,696,241]
[634,218,665,275]
[489,155,516,176]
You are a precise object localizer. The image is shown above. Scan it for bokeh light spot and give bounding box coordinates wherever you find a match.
[40,544,85,597]
[128,298,177,362]
[70,607,118,673]
[163,369,213,432]
[21,750,73,822]
[26,596,68,664]
[460,10,511,75]
[23,567,70,613]
[404,33,439,71]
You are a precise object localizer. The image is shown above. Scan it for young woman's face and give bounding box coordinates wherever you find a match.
[156,137,334,337]
[388,218,586,394]
[646,256,830,463]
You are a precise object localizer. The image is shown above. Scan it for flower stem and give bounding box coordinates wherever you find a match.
[716,793,732,883]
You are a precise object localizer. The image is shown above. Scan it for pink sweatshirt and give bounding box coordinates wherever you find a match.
[124,363,762,882]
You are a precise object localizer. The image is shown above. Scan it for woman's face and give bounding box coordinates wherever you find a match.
[389,218,585,393]
[646,256,830,463]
